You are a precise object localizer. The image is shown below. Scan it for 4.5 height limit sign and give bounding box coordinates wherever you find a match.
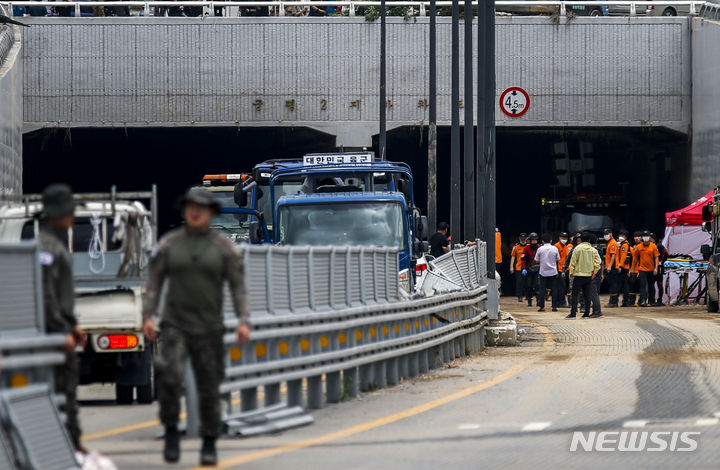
[499,87,530,118]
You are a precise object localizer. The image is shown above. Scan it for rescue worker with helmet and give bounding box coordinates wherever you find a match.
[142,187,251,466]
[630,230,660,307]
[554,232,572,308]
[603,228,620,308]
[39,183,87,452]
[522,233,541,307]
[509,233,528,302]
[616,229,632,307]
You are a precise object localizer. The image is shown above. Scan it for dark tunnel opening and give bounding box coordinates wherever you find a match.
[24,125,690,291]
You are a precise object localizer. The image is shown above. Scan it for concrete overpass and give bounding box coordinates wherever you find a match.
[3,13,720,202]
[20,16,691,141]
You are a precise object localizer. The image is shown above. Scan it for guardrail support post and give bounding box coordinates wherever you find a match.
[287,379,303,407]
[374,361,387,389]
[360,364,374,391]
[278,2,286,16]
[343,368,359,399]
[240,388,258,412]
[326,372,342,403]
[386,358,399,385]
[690,2,697,15]
[74,2,81,17]
[307,375,323,409]
[630,2,636,15]
[408,353,419,378]
[264,384,281,407]
[349,2,356,16]
[419,349,430,373]
[399,355,409,380]
[184,361,200,438]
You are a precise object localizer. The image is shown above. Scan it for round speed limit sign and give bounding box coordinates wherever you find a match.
[499,87,530,118]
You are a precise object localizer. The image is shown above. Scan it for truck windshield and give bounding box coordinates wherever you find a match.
[277,202,406,249]
[211,190,250,243]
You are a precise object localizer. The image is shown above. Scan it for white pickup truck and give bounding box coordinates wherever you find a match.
[0,187,158,404]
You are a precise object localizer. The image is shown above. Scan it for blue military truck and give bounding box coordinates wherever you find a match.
[210,153,429,289]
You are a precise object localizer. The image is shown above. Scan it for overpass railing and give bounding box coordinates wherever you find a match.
[699,0,720,17]
[3,1,708,18]
[183,243,489,436]
[0,5,13,66]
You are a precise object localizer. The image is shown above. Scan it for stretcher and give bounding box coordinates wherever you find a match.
[663,258,708,305]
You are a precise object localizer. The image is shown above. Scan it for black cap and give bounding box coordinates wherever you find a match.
[603,228,613,235]
[519,232,527,238]
[649,232,657,239]
[42,183,75,218]
[642,230,651,237]
[619,229,629,236]
[559,232,569,238]
[178,187,221,213]
[528,232,538,240]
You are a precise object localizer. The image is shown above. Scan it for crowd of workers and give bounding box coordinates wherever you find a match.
[509,229,669,318]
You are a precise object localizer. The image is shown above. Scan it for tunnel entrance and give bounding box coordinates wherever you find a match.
[23,127,336,232]
[24,124,689,270]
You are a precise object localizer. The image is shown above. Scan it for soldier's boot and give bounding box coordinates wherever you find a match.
[200,436,217,467]
[606,295,619,308]
[164,425,180,464]
[628,294,637,307]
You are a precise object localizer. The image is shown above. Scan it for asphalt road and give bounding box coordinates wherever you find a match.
[78,298,720,469]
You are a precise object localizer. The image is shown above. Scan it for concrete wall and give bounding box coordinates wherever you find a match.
[691,17,720,200]
[20,16,691,146]
[0,22,23,195]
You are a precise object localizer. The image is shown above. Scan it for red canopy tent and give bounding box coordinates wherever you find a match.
[665,190,715,226]
[662,190,714,304]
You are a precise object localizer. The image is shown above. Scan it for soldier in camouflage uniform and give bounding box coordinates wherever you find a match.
[38,184,87,451]
[142,187,250,466]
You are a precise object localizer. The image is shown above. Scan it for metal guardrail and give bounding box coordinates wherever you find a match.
[700,0,720,17]
[0,243,67,390]
[3,0,708,17]
[183,243,489,437]
[0,243,79,469]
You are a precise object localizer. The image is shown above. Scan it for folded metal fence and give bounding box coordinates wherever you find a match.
[185,243,489,437]
[0,243,78,469]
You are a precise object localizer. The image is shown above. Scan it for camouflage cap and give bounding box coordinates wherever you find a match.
[179,186,221,213]
[41,183,75,218]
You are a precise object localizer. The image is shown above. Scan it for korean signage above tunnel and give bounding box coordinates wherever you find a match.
[499,87,530,118]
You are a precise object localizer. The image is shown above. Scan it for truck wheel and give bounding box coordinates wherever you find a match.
[708,300,719,313]
[136,383,153,404]
[116,384,134,404]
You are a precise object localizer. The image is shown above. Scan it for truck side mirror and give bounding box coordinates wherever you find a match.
[234,183,247,207]
[702,204,713,222]
[416,216,429,239]
[702,221,712,233]
[701,244,712,260]
[414,240,429,253]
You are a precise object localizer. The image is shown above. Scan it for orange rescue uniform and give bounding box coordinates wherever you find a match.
[510,244,525,272]
[495,231,502,264]
[617,241,631,270]
[634,243,660,272]
[554,241,573,272]
[605,238,619,270]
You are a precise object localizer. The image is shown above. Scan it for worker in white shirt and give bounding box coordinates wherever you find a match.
[534,233,561,312]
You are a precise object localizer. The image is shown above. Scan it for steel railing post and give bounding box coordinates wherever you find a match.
[307,375,323,409]
[279,1,285,15]
[630,2,636,15]
[326,372,342,403]
[264,383,281,407]
[240,387,258,412]
[359,363,374,391]
[349,1,355,16]
[374,360,388,388]
[559,0,565,16]
[287,379,303,407]
[74,2,81,16]
[690,1,697,15]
